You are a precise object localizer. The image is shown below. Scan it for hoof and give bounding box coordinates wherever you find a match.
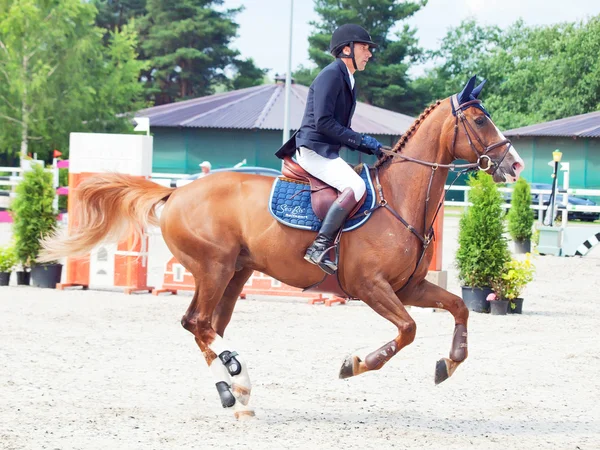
[339,355,360,379]
[434,359,449,385]
[234,409,256,420]
[435,358,459,385]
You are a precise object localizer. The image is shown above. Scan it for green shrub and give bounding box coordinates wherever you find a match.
[10,163,58,267]
[507,178,535,241]
[0,244,18,272]
[491,256,536,301]
[456,171,510,288]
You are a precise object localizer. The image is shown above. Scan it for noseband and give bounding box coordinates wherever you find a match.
[450,94,511,173]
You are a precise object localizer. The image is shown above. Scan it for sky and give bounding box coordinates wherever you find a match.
[222,0,600,78]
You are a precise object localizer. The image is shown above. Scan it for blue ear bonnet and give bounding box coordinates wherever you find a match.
[454,75,490,117]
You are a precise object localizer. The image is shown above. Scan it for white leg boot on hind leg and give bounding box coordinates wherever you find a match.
[208,336,254,419]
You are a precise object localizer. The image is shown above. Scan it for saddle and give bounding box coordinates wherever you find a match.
[280,157,366,219]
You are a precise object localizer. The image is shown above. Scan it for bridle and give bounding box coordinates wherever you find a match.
[362,94,513,292]
[387,94,512,173]
[449,94,512,173]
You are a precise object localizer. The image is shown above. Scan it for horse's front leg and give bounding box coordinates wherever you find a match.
[400,279,469,384]
[339,279,417,379]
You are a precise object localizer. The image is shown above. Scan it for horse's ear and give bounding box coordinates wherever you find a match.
[458,76,477,103]
[472,79,487,99]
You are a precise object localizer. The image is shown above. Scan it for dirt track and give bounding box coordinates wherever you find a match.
[1,245,599,449]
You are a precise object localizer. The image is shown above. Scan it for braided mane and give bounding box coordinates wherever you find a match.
[375,99,443,169]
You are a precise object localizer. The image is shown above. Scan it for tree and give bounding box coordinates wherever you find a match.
[294,0,426,115]
[411,19,502,106]
[94,0,147,34]
[0,0,147,163]
[10,163,57,267]
[230,58,268,90]
[293,64,320,88]
[139,0,264,104]
[484,16,600,129]
[507,177,534,243]
[413,16,600,129]
[456,172,510,288]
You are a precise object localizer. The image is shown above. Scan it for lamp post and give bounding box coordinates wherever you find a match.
[282,0,294,144]
[548,149,562,226]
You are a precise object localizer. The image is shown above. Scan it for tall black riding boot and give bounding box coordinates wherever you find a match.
[304,188,358,274]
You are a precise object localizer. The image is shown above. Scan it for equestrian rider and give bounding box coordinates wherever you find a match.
[275,24,385,275]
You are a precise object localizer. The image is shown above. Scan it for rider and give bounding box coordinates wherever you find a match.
[275,24,385,274]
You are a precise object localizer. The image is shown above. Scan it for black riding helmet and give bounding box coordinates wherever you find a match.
[329,24,378,70]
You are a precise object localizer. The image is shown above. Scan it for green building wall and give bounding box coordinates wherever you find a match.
[151,128,600,203]
[509,136,600,189]
[151,127,396,174]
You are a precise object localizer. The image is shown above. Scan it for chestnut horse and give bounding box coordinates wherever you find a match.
[41,77,524,419]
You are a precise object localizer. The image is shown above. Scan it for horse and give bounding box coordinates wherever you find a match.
[41,76,524,419]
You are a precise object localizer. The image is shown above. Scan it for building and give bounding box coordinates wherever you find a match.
[504,111,600,189]
[136,79,415,174]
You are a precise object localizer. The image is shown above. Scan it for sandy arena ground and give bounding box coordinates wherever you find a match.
[1,218,599,449]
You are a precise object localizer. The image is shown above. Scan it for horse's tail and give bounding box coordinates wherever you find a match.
[39,173,174,262]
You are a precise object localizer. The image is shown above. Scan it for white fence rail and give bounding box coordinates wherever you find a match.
[0,167,25,192]
[4,167,600,222]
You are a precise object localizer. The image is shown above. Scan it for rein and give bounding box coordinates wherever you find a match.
[365,94,512,292]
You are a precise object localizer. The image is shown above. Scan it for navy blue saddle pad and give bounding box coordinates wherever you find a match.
[268,164,376,231]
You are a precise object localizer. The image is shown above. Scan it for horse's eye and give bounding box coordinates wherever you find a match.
[474,116,486,126]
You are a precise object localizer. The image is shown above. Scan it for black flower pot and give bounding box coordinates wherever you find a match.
[514,239,531,254]
[490,300,510,315]
[508,298,524,314]
[0,272,10,286]
[31,263,63,289]
[461,286,493,313]
[16,271,30,285]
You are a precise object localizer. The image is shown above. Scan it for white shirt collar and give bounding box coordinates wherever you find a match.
[344,63,355,90]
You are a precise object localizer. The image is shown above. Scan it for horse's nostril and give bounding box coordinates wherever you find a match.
[513,161,523,174]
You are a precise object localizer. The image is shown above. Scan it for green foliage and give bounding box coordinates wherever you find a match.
[456,172,510,288]
[10,163,58,267]
[94,0,147,35]
[295,0,426,114]
[491,256,535,301]
[0,0,147,164]
[415,19,502,100]
[0,243,18,272]
[531,227,540,249]
[138,0,264,104]
[413,16,600,129]
[231,58,268,90]
[292,65,320,87]
[507,178,534,241]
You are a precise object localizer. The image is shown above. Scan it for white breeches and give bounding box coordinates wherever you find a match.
[295,147,366,202]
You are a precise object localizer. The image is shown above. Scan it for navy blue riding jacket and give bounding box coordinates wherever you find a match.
[275,58,368,160]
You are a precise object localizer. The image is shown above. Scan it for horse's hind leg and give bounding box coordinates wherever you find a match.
[401,280,469,385]
[213,267,254,337]
[180,261,255,419]
[211,268,254,412]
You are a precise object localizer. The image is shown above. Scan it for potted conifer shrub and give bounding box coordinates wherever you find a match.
[456,172,510,313]
[507,178,535,253]
[0,243,18,286]
[10,163,62,288]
